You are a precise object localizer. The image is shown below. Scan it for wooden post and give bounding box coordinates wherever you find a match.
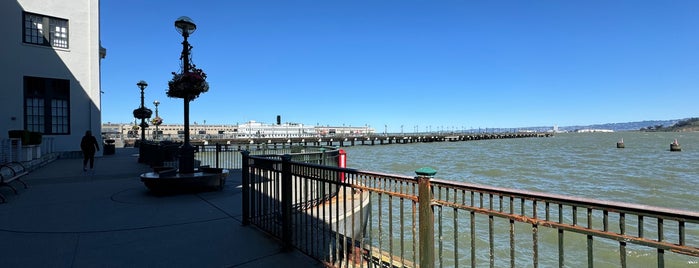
[416,167,437,268]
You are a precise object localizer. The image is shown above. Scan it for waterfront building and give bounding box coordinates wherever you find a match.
[575,129,614,133]
[101,121,376,142]
[1,0,104,153]
[315,125,374,137]
[236,120,316,138]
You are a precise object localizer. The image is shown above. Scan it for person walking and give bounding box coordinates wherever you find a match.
[80,130,100,171]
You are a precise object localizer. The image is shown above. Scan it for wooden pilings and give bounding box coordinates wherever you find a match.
[671,139,681,152]
[191,132,554,148]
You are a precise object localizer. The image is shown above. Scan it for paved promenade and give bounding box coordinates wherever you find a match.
[0,148,321,267]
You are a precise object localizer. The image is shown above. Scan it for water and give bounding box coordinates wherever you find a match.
[345,132,699,211]
[342,132,699,267]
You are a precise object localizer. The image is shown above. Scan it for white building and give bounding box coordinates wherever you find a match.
[1,0,104,154]
[101,121,378,143]
[576,129,614,133]
[237,121,316,138]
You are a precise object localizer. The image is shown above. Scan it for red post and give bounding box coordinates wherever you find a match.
[338,149,346,182]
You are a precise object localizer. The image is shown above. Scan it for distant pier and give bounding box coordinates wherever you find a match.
[190,132,553,148]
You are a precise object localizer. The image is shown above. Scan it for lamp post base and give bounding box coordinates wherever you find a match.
[141,167,228,194]
[178,143,195,173]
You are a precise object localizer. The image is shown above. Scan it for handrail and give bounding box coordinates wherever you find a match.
[431,178,699,220]
[241,155,699,267]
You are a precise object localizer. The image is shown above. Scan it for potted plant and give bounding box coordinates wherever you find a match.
[133,107,153,121]
[167,67,209,100]
[7,130,41,160]
[151,116,163,126]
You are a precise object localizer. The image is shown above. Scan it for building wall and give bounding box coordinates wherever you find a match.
[0,0,102,153]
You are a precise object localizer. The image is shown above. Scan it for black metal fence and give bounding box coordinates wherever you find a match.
[138,142,331,169]
[241,152,699,267]
[194,144,333,169]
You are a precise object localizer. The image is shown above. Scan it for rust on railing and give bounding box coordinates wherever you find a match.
[238,148,699,267]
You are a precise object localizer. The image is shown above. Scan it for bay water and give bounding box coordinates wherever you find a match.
[342,132,699,267]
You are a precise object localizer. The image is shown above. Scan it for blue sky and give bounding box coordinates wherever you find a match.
[100,0,699,132]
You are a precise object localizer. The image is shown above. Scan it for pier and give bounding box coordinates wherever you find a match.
[192,132,553,149]
[129,132,552,170]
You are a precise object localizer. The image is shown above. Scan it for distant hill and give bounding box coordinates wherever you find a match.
[559,119,680,132]
[642,118,699,132]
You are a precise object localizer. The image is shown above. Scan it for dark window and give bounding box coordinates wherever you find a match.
[23,12,69,48]
[24,76,70,135]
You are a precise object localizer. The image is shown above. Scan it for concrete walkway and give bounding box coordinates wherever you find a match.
[0,148,322,267]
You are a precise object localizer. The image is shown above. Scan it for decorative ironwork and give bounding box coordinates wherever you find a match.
[132,107,152,120]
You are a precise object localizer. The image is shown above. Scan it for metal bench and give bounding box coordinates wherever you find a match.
[0,162,29,203]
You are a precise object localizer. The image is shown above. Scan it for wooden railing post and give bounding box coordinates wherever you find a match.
[241,150,250,226]
[416,167,437,268]
[281,154,293,250]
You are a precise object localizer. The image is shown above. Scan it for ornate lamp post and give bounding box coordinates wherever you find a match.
[136,80,148,142]
[152,100,160,140]
[175,16,197,173]
[133,80,152,163]
[139,16,217,193]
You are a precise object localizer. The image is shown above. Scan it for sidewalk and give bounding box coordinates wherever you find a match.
[0,148,322,267]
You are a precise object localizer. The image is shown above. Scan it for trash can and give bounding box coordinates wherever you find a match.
[104,139,115,155]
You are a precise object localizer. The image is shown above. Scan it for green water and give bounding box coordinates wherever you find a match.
[342,132,699,267]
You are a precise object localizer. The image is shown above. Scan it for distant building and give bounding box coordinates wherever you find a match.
[101,121,376,141]
[1,0,104,154]
[315,125,374,137]
[575,129,614,133]
[237,121,316,138]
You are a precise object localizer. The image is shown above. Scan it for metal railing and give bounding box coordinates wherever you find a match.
[152,143,333,169]
[156,140,427,169]
[0,137,55,164]
[241,155,699,267]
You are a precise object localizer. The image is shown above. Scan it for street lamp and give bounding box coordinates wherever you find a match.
[153,100,160,140]
[137,80,148,142]
[175,16,196,173]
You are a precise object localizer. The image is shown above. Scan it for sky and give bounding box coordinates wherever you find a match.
[100,0,699,132]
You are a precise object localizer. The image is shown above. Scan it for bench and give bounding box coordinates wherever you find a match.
[0,162,29,203]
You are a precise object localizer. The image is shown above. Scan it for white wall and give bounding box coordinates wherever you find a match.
[0,0,102,153]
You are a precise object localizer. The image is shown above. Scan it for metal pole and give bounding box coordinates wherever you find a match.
[241,150,250,226]
[215,143,220,168]
[140,87,145,142]
[154,100,159,140]
[179,32,195,173]
[281,154,292,250]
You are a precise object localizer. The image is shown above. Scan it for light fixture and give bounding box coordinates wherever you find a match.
[174,16,196,36]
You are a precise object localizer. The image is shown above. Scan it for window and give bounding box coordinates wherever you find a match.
[24,76,70,134]
[23,12,69,49]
